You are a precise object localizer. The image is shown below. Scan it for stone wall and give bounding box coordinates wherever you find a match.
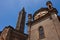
[30,14,60,40]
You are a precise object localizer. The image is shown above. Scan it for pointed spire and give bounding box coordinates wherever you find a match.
[21,7,25,11]
[20,7,26,13]
[16,7,26,33]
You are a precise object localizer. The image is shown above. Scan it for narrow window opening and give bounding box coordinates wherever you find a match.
[39,26,45,39]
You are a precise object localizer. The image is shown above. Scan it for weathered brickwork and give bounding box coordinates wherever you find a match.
[0,1,60,40]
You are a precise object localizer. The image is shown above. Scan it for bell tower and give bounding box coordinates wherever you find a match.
[16,8,26,33]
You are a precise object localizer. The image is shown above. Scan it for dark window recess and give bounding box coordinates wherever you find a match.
[39,26,45,39]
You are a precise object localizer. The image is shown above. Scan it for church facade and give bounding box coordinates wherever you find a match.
[27,1,60,40]
[0,1,60,40]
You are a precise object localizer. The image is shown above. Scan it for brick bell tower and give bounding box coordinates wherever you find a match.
[16,8,26,33]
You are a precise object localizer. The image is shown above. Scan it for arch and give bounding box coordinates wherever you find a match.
[39,26,45,39]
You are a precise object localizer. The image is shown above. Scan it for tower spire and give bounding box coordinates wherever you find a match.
[16,7,26,33]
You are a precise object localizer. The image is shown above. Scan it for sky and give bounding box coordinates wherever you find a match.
[0,0,60,34]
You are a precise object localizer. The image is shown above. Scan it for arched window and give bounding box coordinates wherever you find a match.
[39,26,45,39]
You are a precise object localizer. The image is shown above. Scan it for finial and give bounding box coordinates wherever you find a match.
[46,1,53,10]
[46,1,52,6]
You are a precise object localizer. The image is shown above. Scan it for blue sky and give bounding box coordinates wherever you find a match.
[0,0,60,33]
